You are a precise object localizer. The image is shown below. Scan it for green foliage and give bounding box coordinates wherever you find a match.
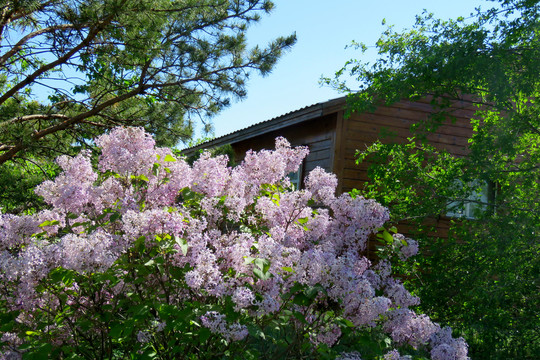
[0,178,428,360]
[0,157,58,214]
[0,0,295,211]
[329,0,540,358]
[184,143,236,167]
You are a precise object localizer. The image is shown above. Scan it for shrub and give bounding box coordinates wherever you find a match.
[0,127,467,359]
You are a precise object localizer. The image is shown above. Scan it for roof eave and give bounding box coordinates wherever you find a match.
[181,96,346,156]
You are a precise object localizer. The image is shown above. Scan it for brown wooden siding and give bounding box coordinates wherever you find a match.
[191,97,477,242]
[338,99,476,195]
[333,99,476,239]
[231,114,337,187]
[332,110,346,194]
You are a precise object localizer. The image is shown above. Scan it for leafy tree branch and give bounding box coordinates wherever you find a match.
[329,1,540,357]
[0,0,295,166]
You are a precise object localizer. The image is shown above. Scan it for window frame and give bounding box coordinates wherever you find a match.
[287,162,304,190]
[446,180,493,219]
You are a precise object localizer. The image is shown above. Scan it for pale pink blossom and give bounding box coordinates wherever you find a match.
[95,127,156,175]
[383,308,441,348]
[201,311,248,342]
[384,349,412,360]
[430,327,469,360]
[305,167,338,205]
[0,128,469,358]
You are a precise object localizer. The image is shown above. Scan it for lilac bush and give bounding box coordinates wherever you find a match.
[0,127,468,359]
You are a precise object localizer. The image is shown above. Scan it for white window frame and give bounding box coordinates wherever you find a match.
[287,163,303,190]
[446,180,490,219]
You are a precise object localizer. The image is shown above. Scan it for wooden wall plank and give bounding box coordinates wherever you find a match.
[215,97,475,242]
[232,115,337,178]
[337,99,475,240]
[332,110,346,194]
[347,114,473,137]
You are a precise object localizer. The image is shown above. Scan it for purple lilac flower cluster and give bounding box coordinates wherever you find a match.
[201,311,249,341]
[393,233,419,260]
[0,127,468,359]
[384,349,412,360]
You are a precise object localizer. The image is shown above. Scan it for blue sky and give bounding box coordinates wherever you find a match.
[202,0,489,141]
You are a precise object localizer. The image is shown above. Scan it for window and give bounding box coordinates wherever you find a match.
[446,180,491,219]
[287,162,303,190]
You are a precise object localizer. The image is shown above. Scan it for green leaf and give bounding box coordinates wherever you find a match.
[292,310,307,324]
[175,236,189,255]
[198,327,212,343]
[254,258,270,273]
[253,267,272,281]
[135,236,146,251]
[131,174,149,182]
[247,324,266,340]
[164,154,177,162]
[340,319,355,327]
[292,293,310,306]
[152,162,161,175]
[109,212,121,223]
[305,284,323,299]
[39,220,59,227]
[382,230,393,244]
[109,324,124,339]
[26,343,53,359]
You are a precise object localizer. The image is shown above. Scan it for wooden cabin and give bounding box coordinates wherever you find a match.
[182,96,477,239]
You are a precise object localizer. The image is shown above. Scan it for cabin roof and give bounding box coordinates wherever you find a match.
[182,96,347,155]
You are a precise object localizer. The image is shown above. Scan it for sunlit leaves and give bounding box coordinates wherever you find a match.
[335,1,540,357]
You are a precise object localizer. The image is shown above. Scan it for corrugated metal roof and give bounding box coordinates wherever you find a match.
[181,96,346,155]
